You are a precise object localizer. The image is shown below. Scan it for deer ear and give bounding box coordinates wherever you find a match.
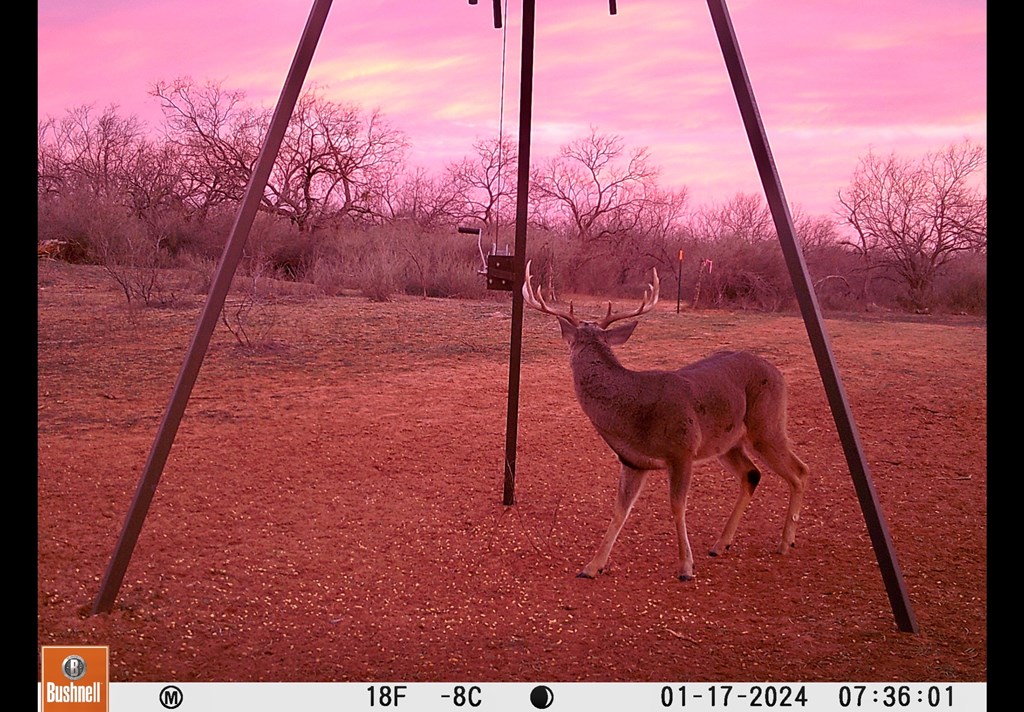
[556,316,578,345]
[604,320,638,345]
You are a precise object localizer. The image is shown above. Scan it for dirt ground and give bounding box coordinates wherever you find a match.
[37,261,987,683]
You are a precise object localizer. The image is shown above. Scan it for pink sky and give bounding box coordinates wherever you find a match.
[38,0,986,217]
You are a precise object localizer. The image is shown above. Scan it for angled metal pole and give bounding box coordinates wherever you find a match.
[91,0,335,615]
[705,0,918,633]
[501,0,537,506]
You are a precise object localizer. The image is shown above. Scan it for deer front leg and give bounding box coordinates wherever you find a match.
[579,465,649,578]
[668,459,695,581]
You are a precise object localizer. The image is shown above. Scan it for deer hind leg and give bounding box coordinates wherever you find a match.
[751,437,810,554]
[579,465,650,579]
[668,459,696,580]
[709,445,761,557]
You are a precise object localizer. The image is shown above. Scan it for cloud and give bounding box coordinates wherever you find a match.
[38,0,986,216]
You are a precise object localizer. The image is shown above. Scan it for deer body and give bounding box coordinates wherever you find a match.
[572,340,774,470]
[526,262,810,581]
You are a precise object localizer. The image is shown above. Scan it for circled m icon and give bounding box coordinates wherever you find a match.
[159,685,184,709]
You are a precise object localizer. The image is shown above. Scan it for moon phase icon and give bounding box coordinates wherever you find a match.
[530,685,554,709]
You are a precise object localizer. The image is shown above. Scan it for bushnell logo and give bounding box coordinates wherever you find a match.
[61,654,86,681]
[41,646,109,711]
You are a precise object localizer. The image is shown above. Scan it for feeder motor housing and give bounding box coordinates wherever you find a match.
[486,254,515,291]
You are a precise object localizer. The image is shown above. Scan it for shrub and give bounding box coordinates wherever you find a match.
[221,263,279,350]
[684,237,793,311]
[359,243,401,302]
[37,192,105,264]
[934,253,986,315]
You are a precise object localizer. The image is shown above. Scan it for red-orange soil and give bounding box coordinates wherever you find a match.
[38,262,986,683]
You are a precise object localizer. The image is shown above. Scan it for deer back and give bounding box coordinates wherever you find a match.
[566,328,775,467]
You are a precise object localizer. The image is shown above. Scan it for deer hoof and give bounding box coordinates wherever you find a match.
[677,574,694,582]
[708,549,718,557]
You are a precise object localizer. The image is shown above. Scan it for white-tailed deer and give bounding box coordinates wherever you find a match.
[523,261,810,580]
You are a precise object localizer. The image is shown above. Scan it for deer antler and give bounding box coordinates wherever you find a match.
[596,268,660,329]
[523,260,579,326]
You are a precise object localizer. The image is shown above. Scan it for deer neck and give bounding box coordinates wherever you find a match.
[568,340,640,415]
[567,339,668,470]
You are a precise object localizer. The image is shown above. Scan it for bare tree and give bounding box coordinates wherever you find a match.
[374,166,462,229]
[792,212,841,253]
[533,127,659,244]
[268,90,408,229]
[37,117,64,199]
[121,140,188,227]
[604,184,690,288]
[690,193,775,244]
[153,79,408,231]
[37,104,149,201]
[152,78,262,219]
[318,102,408,226]
[445,133,518,232]
[633,186,689,246]
[837,140,986,310]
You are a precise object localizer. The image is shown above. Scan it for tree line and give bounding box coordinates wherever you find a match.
[37,78,986,314]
